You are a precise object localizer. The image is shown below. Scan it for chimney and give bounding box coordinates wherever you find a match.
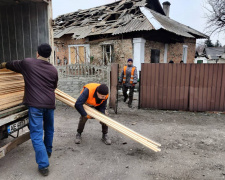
[162,1,171,17]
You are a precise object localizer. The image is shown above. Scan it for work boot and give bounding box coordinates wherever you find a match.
[102,134,111,145]
[75,133,82,144]
[47,152,51,158]
[39,167,49,176]
[128,104,132,108]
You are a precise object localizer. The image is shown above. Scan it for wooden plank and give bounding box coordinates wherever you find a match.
[70,47,76,64]
[0,132,30,159]
[79,46,85,63]
[55,89,161,152]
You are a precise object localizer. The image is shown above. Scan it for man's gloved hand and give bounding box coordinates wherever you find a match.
[86,115,93,119]
[132,83,136,87]
[0,62,6,69]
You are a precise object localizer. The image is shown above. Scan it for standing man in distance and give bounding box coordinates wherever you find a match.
[119,58,138,108]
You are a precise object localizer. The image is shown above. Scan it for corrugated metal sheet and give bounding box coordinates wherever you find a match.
[113,18,154,35]
[0,2,49,62]
[53,0,207,40]
[140,64,225,112]
[149,9,208,38]
[54,26,75,38]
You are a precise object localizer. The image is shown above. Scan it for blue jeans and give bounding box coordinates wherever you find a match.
[28,107,54,169]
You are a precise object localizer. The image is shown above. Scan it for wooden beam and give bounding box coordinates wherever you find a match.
[0,132,30,159]
[55,89,161,152]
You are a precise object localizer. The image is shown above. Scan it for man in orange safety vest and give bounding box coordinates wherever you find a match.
[119,58,138,108]
[74,83,111,145]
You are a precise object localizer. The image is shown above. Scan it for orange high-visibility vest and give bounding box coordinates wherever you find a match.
[123,66,136,84]
[80,83,109,107]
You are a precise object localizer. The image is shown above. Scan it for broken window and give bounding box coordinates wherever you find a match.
[69,45,90,64]
[151,49,160,63]
[102,44,114,65]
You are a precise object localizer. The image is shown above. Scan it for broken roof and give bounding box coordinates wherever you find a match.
[53,0,207,40]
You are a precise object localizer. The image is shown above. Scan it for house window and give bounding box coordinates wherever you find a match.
[68,45,90,64]
[102,44,114,65]
[182,45,188,63]
[151,49,160,63]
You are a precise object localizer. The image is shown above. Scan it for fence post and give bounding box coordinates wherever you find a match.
[138,71,141,109]
[107,64,111,109]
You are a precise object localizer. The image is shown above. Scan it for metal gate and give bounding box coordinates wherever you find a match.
[109,63,119,114]
[139,63,225,112]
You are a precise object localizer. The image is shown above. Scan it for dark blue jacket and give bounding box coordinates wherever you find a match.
[75,88,107,117]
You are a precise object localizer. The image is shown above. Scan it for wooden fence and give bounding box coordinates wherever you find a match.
[139,64,225,112]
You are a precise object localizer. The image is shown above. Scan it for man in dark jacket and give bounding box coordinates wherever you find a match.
[74,83,111,145]
[119,58,138,108]
[0,43,58,176]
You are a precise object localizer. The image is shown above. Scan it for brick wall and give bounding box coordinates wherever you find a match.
[55,36,133,71]
[54,36,196,67]
[55,35,86,65]
[144,38,196,64]
[167,38,196,63]
[145,41,165,63]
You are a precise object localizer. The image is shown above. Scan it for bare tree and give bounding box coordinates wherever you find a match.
[205,0,225,35]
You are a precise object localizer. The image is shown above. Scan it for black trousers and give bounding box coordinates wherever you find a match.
[77,116,108,135]
[122,84,135,105]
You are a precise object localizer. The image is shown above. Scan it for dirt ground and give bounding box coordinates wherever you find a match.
[0,94,225,180]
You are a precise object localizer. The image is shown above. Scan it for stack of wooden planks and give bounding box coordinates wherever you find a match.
[0,69,24,111]
[55,89,161,152]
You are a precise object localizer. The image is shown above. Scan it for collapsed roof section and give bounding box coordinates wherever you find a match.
[53,0,207,40]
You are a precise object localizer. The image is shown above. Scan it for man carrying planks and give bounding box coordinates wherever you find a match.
[0,44,58,176]
[74,83,111,145]
[119,58,138,108]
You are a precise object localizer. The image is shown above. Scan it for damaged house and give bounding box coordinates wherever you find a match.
[53,0,207,72]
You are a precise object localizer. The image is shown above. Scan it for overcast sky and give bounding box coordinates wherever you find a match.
[52,0,225,46]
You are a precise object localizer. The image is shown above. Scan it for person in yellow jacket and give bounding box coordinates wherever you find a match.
[74,83,111,145]
[119,59,138,108]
